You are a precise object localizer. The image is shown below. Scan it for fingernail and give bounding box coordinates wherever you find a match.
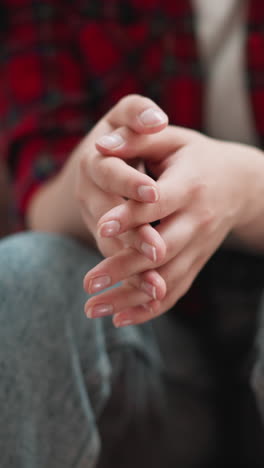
[141,242,157,262]
[141,281,157,300]
[138,185,159,202]
[96,133,125,149]
[99,220,121,237]
[142,303,154,315]
[114,316,134,328]
[86,303,113,318]
[89,275,111,293]
[138,108,168,127]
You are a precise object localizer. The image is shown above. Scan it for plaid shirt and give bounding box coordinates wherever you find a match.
[0,0,263,225]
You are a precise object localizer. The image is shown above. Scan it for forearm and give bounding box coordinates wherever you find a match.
[26,154,95,247]
[231,146,264,253]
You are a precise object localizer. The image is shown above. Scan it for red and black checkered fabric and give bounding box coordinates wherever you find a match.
[247,0,264,146]
[0,0,264,226]
[0,0,202,226]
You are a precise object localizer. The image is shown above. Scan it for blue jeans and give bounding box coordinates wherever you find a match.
[0,232,264,467]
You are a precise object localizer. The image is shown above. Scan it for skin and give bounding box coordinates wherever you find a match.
[27,95,168,256]
[27,95,264,328]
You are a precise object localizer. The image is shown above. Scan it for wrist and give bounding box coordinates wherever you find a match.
[27,158,95,245]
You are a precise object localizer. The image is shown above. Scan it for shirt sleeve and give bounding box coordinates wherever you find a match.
[0,2,91,230]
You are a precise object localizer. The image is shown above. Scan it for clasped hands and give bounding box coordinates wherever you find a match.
[78,95,256,327]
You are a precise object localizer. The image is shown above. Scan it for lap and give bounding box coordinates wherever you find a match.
[0,232,264,467]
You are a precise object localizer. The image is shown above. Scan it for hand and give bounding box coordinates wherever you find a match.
[27,95,168,258]
[74,94,168,257]
[84,127,254,326]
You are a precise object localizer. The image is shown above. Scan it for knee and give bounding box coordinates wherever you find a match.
[1,230,99,280]
[0,232,101,332]
[0,231,101,291]
[0,232,108,387]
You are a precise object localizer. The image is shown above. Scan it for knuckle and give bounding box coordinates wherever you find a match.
[122,173,134,195]
[165,260,189,292]
[199,207,216,228]
[157,241,167,264]
[74,172,85,203]
[118,94,157,113]
[151,301,161,317]
[176,257,190,278]
[89,202,99,220]
[97,158,117,189]
[98,158,110,180]
[79,152,88,174]
[178,277,192,300]
[189,177,206,197]
[156,198,167,219]
[82,206,93,228]
[74,184,82,202]
[118,93,143,107]
[157,281,167,301]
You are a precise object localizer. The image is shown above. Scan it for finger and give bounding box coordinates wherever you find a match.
[87,124,199,204]
[76,172,128,255]
[84,283,153,318]
[84,207,206,294]
[86,198,212,293]
[123,208,204,269]
[112,300,161,327]
[116,275,196,327]
[106,94,168,134]
[90,152,160,203]
[157,222,226,297]
[77,177,125,255]
[110,215,220,327]
[80,200,166,261]
[83,226,169,294]
[88,217,214,327]
[95,125,198,161]
[112,254,205,327]
[112,228,211,328]
[83,247,155,295]
[155,221,209,296]
[97,219,166,261]
[127,269,167,301]
[79,130,159,205]
[75,166,123,252]
[125,207,211,302]
[97,170,204,237]
[155,228,219,309]
[80,202,123,257]
[114,223,166,263]
[78,168,166,259]
[97,184,199,237]
[154,205,213,261]
[76,175,123,222]
[154,254,207,315]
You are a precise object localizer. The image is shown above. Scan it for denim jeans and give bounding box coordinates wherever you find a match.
[0,232,264,467]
